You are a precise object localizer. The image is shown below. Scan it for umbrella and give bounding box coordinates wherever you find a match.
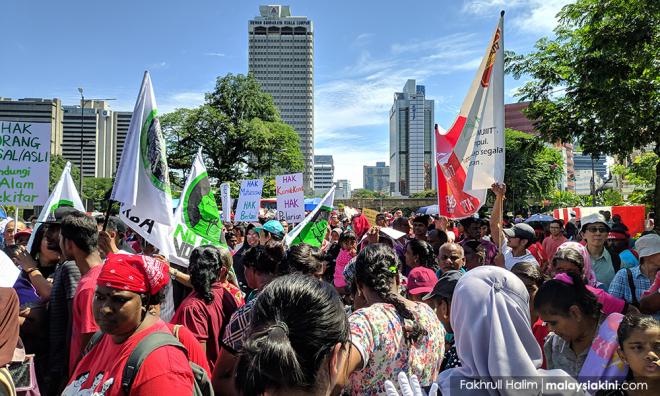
[525,214,555,223]
[417,204,439,215]
[304,198,322,211]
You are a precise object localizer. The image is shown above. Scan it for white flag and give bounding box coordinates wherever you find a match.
[285,186,335,247]
[111,71,175,256]
[220,182,231,223]
[169,149,223,267]
[27,161,85,250]
[435,12,505,218]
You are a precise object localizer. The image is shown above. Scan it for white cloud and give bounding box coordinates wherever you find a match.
[158,91,205,114]
[462,0,573,34]
[204,52,226,57]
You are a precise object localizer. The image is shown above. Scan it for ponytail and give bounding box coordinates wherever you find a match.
[355,244,427,343]
[235,274,349,395]
[534,271,601,318]
[189,245,222,303]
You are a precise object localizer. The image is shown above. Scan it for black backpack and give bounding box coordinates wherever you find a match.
[84,330,213,395]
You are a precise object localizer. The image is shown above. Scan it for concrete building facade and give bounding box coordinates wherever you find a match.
[389,80,434,196]
[248,5,314,192]
[335,179,351,199]
[363,161,390,193]
[313,154,334,195]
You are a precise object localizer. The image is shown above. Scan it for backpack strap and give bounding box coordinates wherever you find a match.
[82,331,104,357]
[121,332,188,394]
[625,268,639,307]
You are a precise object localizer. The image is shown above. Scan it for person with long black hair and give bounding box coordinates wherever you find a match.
[171,245,240,371]
[404,239,437,272]
[235,273,349,395]
[337,244,444,395]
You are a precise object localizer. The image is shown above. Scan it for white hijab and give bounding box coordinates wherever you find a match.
[437,266,585,395]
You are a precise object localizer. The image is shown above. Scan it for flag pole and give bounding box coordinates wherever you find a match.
[102,187,114,231]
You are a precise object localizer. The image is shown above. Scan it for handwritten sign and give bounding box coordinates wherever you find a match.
[0,121,50,206]
[362,208,379,226]
[235,179,263,222]
[276,173,304,223]
[220,182,231,222]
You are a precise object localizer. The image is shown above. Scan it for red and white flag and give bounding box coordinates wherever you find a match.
[435,12,505,218]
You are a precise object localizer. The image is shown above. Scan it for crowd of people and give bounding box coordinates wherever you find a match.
[1,182,659,395]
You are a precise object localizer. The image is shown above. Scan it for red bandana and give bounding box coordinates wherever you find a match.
[97,253,169,295]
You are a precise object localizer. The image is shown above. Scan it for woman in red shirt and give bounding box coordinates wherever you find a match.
[63,254,193,395]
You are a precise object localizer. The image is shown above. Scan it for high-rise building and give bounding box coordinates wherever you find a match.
[363,161,390,193]
[334,179,351,199]
[389,80,434,196]
[0,97,64,155]
[248,5,314,192]
[113,112,132,170]
[313,155,334,195]
[572,152,611,195]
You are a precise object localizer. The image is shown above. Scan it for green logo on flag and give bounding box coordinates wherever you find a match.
[50,199,74,212]
[183,172,221,243]
[140,110,170,193]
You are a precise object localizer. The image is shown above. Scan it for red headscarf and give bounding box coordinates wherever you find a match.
[351,214,371,239]
[97,254,169,295]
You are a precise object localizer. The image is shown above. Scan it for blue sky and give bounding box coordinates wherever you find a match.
[0,0,571,188]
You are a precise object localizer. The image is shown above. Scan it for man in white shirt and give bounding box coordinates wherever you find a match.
[489,183,539,270]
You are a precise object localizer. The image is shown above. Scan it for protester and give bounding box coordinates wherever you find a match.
[286,243,326,279]
[607,224,639,269]
[437,242,466,274]
[404,239,436,272]
[60,211,104,374]
[581,213,621,289]
[461,240,486,271]
[0,288,20,396]
[422,270,463,372]
[257,219,285,243]
[213,242,285,395]
[376,213,388,228]
[333,230,357,294]
[13,222,61,301]
[232,223,260,294]
[338,244,444,395]
[63,254,194,395]
[535,272,627,379]
[437,266,580,395]
[14,228,32,246]
[235,274,349,396]
[3,220,27,247]
[426,228,448,256]
[171,245,241,371]
[351,214,370,240]
[406,266,438,302]
[232,224,245,253]
[609,233,660,319]
[460,217,497,265]
[411,215,429,241]
[543,219,568,264]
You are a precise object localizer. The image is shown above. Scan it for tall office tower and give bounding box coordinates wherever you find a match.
[334,179,351,199]
[0,97,64,155]
[113,111,132,169]
[363,161,390,193]
[389,80,434,196]
[248,5,314,192]
[313,155,334,195]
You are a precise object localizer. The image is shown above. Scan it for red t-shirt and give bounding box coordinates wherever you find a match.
[171,282,239,371]
[63,320,193,395]
[164,323,212,377]
[70,264,103,373]
[532,318,549,369]
[541,235,568,264]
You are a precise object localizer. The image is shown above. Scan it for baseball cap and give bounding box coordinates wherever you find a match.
[260,220,285,238]
[14,228,33,239]
[503,223,536,242]
[407,267,438,295]
[581,213,610,232]
[39,206,83,224]
[423,270,463,301]
[607,223,629,240]
[635,233,660,259]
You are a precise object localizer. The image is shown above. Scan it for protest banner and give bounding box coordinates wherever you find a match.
[235,179,263,222]
[26,161,85,250]
[435,12,505,218]
[362,208,379,226]
[220,182,231,222]
[0,120,50,206]
[111,71,175,257]
[276,172,304,223]
[285,186,334,248]
[170,149,223,266]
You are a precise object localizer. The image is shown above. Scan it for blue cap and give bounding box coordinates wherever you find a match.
[262,220,285,238]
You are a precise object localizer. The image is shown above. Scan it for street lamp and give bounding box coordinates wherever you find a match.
[78,88,85,196]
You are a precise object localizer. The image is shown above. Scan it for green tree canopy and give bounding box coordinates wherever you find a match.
[613,152,658,207]
[49,154,80,192]
[504,129,563,213]
[506,0,659,226]
[161,73,304,184]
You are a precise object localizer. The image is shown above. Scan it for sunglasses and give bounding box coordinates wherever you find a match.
[586,227,608,233]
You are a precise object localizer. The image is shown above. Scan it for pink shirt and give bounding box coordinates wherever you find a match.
[334,249,354,288]
[542,235,568,262]
[588,285,625,315]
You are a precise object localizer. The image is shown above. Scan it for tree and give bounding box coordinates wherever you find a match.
[504,129,563,213]
[410,189,437,198]
[352,189,380,199]
[49,154,80,191]
[506,0,659,227]
[613,152,658,207]
[82,178,114,211]
[160,73,304,184]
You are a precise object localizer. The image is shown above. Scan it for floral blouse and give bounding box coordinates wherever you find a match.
[348,302,445,395]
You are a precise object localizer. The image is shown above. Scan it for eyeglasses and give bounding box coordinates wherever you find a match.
[586,227,607,233]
